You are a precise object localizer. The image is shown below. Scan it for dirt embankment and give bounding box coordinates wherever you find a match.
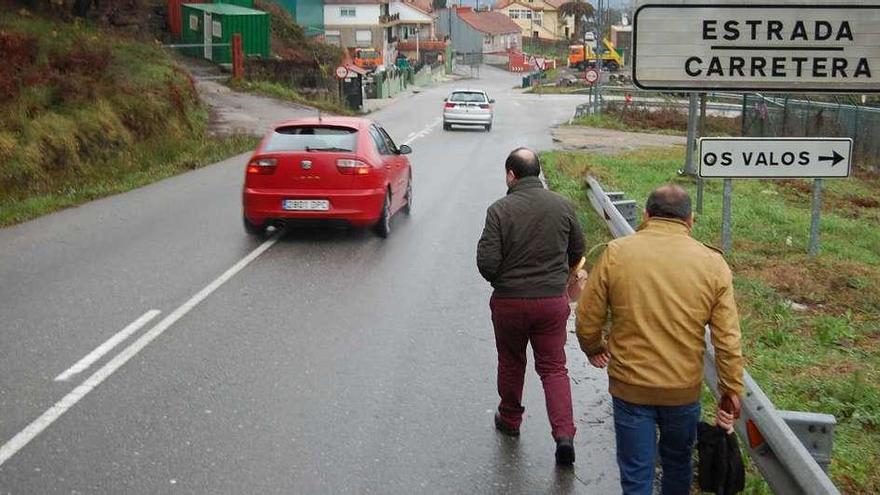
[552,126,687,155]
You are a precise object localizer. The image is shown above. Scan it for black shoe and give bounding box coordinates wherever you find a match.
[494,413,520,437]
[555,437,575,466]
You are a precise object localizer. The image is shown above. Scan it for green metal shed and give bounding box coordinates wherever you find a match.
[181,3,270,64]
[213,0,255,8]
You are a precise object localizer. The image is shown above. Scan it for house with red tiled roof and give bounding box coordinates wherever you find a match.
[494,0,574,41]
[436,7,522,54]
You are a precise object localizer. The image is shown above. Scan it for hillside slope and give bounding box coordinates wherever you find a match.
[0,8,255,225]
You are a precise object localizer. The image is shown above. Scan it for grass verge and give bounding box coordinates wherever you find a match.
[542,147,880,494]
[571,104,741,136]
[0,133,257,226]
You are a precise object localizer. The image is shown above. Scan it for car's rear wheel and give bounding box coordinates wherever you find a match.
[403,175,412,215]
[243,216,265,236]
[374,191,391,238]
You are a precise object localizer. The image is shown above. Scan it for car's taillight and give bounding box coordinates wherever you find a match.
[337,159,370,175]
[444,102,455,108]
[480,104,490,109]
[247,157,277,175]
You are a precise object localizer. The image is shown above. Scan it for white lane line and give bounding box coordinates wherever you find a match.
[403,117,442,145]
[0,235,279,467]
[54,310,161,382]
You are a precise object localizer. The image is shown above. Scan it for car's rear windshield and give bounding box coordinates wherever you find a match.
[264,125,358,152]
[449,92,488,103]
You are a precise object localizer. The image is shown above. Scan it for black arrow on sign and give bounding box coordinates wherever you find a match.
[818,150,845,167]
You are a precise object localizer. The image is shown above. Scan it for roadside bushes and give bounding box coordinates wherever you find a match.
[0,10,201,197]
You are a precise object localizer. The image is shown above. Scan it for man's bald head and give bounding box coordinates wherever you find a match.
[505,147,541,179]
[646,185,692,221]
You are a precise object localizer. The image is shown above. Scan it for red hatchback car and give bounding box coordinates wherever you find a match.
[242,117,413,237]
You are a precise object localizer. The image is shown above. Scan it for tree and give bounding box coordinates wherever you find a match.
[558,1,594,41]
[432,0,447,10]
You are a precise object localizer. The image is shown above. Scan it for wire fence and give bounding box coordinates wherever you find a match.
[740,94,880,171]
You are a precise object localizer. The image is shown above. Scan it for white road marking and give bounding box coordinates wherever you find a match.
[403,117,441,145]
[0,235,279,467]
[54,310,161,382]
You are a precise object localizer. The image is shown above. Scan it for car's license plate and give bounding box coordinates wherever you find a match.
[282,199,329,211]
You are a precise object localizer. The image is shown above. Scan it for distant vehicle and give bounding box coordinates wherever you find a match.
[568,38,623,71]
[242,117,413,238]
[442,90,495,132]
[352,48,383,71]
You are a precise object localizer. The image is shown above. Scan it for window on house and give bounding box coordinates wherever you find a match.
[484,35,491,45]
[356,29,372,45]
[325,29,341,46]
[508,9,519,19]
[534,11,543,26]
[340,7,356,17]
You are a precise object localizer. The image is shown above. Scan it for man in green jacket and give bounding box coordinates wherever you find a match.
[576,185,744,494]
[477,148,585,465]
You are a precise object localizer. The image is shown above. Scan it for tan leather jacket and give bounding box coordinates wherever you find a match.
[575,218,744,406]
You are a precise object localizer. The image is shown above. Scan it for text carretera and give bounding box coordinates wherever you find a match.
[684,20,872,79]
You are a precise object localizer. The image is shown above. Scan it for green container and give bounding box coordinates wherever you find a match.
[213,0,254,7]
[181,3,270,64]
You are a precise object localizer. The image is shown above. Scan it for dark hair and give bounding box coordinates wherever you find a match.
[505,147,541,178]
[646,185,692,221]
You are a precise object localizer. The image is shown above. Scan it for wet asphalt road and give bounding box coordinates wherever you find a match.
[0,66,618,493]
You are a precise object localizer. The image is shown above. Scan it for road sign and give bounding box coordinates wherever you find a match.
[699,137,852,178]
[633,4,880,92]
[585,68,599,84]
[334,66,349,80]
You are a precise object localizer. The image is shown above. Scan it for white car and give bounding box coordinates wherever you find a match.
[442,89,495,132]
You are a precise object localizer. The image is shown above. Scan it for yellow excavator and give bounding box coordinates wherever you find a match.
[568,38,623,71]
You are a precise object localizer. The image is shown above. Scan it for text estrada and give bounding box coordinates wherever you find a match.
[685,20,871,79]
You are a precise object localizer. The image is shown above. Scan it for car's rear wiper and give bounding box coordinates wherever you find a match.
[304,146,352,152]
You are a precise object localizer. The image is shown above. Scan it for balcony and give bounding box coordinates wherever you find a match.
[379,13,400,25]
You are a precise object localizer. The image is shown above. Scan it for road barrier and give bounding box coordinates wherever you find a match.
[584,175,840,495]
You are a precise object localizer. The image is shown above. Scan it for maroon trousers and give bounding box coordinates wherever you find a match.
[490,295,576,439]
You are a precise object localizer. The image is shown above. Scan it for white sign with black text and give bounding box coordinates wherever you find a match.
[633,4,880,92]
[699,137,852,178]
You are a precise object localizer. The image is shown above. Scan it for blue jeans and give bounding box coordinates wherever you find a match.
[613,397,700,495]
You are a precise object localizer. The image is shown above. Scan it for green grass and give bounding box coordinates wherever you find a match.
[0,132,257,226]
[0,10,258,226]
[570,114,687,136]
[228,79,355,116]
[541,147,880,494]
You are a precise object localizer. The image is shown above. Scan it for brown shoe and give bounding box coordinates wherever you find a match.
[494,413,520,437]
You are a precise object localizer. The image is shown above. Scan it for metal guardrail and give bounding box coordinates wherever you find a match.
[584,175,840,495]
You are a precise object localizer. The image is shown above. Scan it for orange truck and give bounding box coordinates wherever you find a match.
[351,48,384,71]
[568,38,623,71]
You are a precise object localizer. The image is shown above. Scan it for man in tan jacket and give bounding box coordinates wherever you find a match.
[575,185,744,495]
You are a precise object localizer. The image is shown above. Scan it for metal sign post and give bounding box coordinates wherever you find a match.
[810,179,825,256]
[697,93,707,213]
[684,93,699,175]
[700,137,852,255]
[722,178,733,253]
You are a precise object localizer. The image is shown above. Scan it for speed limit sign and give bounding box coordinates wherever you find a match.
[335,65,349,80]
[585,68,599,85]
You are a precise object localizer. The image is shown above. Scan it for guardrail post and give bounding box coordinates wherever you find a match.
[232,33,244,81]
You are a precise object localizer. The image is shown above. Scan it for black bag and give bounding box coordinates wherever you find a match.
[697,422,746,495]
